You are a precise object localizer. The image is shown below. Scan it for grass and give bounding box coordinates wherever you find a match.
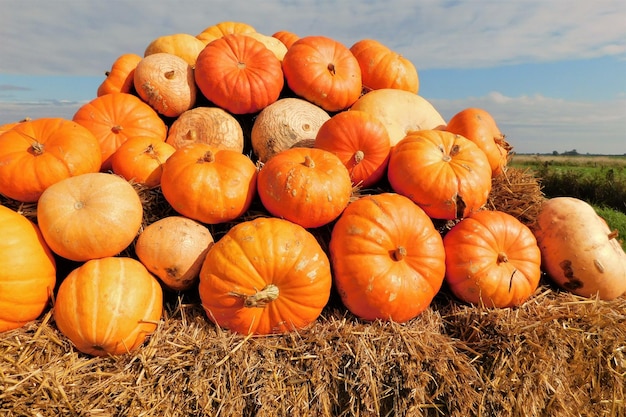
[594,205,626,251]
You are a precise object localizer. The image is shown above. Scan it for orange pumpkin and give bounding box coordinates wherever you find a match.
[0,117,31,135]
[0,117,101,202]
[271,30,300,49]
[73,92,168,171]
[198,216,332,335]
[329,193,446,322]
[144,33,206,67]
[349,39,419,94]
[196,21,256,44]
[53,256,163,356]
[0,205,56,332]
[257,147,353,229]
[388,130,492,220]
[443,210,542,308]
[444,108,510,177]
[195,34,284,114]
[110,136,176,188]
[314,110,391,188]
[282,35,362,112]
[160,143,257,224]
[37,172,143,262]
[96,53,142,96]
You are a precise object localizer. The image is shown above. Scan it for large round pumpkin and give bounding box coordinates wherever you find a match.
[257,147,353,229]
[53,257,163,356]
[443,210,542,308]
[282,35,362,112]
[532,197,626,300]
[0,205,56,332]
[0,117,102,202]
[329,193,445,322]
[198,216,332,335]
[160,143,257,224]
[388,130,492,220]
[73,92,168,171]
[37,172,143,262]
[195,34,284,114]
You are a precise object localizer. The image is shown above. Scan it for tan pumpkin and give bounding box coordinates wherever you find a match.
[144,33,206,67]
[244,32,288,61]
[135,216,214,292]
[166,107,244,152]
[196,21,256,44]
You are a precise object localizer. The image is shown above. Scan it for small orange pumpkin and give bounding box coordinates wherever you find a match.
[0,205,56,332]
[271,30,300,49]
[96,53,142,96]
[282,35,362,112]
[110,136,176,188]
[314,110,391,188]
[160,143,258,224]
[199,216,332,335]
[444,210,542,308]
[53,256,163,356]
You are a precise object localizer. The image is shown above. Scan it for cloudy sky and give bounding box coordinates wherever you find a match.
[1,0,625,154]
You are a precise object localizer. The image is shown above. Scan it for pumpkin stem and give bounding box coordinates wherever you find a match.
[164,70,176,80]
[327,63,336,76]
[200,150,216,163]
[497,252,509,264]
[303,155,315,168]
[608,230,619,240]
[143,144,156,156]
[30,142,45,155]
[354,150,365,165]
[111,125,124,134]
[184,129,198,142]
[392,246,407,261]
[230,284,279,308]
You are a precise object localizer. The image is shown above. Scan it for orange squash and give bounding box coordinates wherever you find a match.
[196,21,256,44]
[110,136,176,188]
[97,53,142,96]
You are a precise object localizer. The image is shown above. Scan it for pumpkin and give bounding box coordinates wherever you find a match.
[244,32,288,61]
[0,117,31,135]
[349,39,419,94]
[314,110,391,188]
[272,30,300,49]
[282,35,362,112]
[0,117,101,202]
[196,21,256,44]
[73,92,168,171]
[445,108,510,177]
[37,172,143,262]
[0,205,56,332]
[251,97,330,163]
[257,147,353,229]
[53,257,163,356]
[165,107,244,153]
[135,216,214,292]
[388,130,492,220]
[329,193,445,322]
[134,52,196,118]
[198,216,332,335]
[144,33,206,67]
[110,136,176,188]
[444,210,542,308]
[96,53,142,96]
[532,197,626,300]
[195,34,284,115]
[349,89,446,146]
[160,143,257,224]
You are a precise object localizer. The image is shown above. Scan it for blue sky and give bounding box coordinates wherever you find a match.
[1,0,625,154]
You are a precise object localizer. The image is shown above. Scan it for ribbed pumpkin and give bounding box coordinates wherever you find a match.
[257,147,353,229]
[96,53,142,96]
[314,110,391,188]
[110,136,176,188]
[144,33,206,67]
[272,30,300,49]
[199,216,332,335]
[73,92,168,171]
[444,210,542,308]
[388,130,492,220]
[282,35,362,112]
[329,193,446,322]
[196,21,256,44]
[53,257,163,356]
[195,34,284,114]
[0,117,101,202]
[37,172,143,262]
[0,205,56,332]
[160,143,257,224]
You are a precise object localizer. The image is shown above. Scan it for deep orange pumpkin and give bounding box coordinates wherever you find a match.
[443,210,542,308]
[257,147,353,229]
[195,34,284,114]
[198,216,332,335]
[0,205,56,332]
[110,136,176,188]
[314,110,391,188]
[282,35,362,112]
[0,117,102,202]
[160,143,258,224]
[329,193,446,322]
[96,53,142,97]
[271,30,300,49]
[388,130,492,220]
[53,257,163,356]
[73,92,168,171]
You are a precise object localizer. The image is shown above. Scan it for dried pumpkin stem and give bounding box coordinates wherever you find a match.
[111,125,124,134]
[200,150,215,163]
[230,284,279,308]
[303,155,315,168]
[31,142,45,155]
[392,246,407,261]
[608,230,619,240]
[497,252,509,264]
[164,70,176,80]
[354,150,365,165]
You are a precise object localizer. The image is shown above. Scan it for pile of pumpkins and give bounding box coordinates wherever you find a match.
[1,21,624,357]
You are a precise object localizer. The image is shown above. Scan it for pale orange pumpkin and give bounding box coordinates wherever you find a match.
[144,33,206,66]
[196,21,256,44]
